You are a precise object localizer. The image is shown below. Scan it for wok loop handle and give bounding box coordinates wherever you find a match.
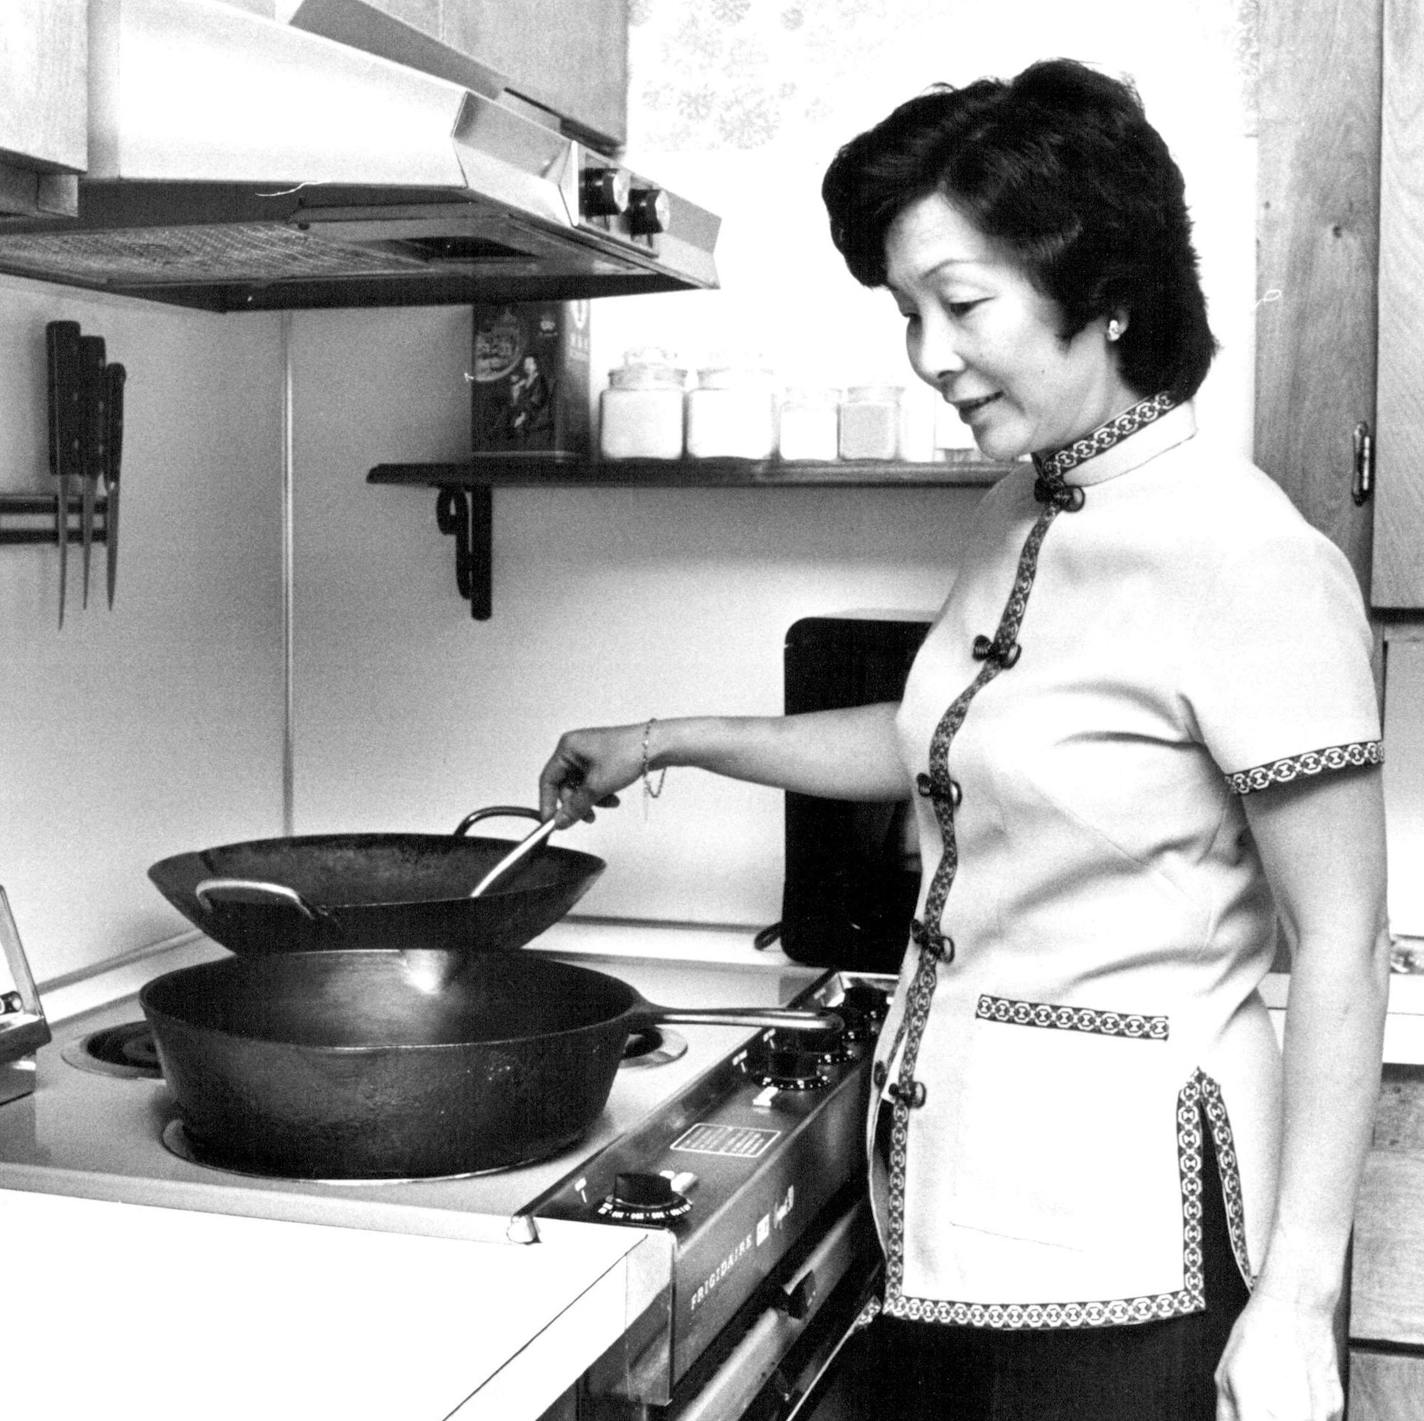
[452,805,543,838]
[194,877,327,922]
[644,1005,846,1036]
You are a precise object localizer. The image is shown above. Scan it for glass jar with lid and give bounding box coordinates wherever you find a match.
[778,385,840,462]
[599,350,687,461]
[684,363,778,460]
[838,385,903,461]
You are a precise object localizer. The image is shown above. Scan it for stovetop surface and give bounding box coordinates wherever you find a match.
[0,948,827,1240]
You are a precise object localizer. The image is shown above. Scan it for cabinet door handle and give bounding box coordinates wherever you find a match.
[1352,421,1374,506]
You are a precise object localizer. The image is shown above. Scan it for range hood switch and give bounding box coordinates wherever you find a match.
[629,188,671,237]
[582,166,631,218]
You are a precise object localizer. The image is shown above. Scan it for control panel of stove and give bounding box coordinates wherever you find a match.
[525,970,891,1408]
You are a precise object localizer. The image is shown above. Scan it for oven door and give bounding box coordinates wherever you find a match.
[562,1191,881,1421]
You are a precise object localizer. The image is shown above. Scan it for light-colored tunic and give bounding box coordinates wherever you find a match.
[869,399,1381,1329]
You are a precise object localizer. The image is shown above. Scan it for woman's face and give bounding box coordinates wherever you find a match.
[884,192,1139,462]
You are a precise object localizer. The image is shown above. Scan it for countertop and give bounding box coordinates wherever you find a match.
[1,1186,670,1421]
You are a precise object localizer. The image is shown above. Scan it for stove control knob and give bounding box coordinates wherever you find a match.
[754,1047,830,1091]
[598,1170,693,1223]
[581,165,631,218]
[836,984,890,1041]
[628,186,670,236]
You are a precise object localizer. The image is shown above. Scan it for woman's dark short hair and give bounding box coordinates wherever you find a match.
[821,59,1216,402]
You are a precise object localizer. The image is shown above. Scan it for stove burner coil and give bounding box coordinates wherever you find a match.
[62,1021,163,1079]
[620,1025,688,1068]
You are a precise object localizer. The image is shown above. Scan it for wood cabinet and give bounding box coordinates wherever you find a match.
[1349,1351,1424,1421]
[1370,0,1424,609]
[345,0,629,150]
[0,0,86,219]
[1256,0,1424,611]
[1346,1072,1424,1416]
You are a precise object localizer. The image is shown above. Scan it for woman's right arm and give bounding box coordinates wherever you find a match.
[538,703,906,827]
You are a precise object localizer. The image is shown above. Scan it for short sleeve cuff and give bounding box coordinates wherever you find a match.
[1224,739,1383,796]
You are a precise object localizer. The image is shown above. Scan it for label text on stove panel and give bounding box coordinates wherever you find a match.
[670,1123,781,1158]
[688,1185,797,1316]
[689,1231,754,1314]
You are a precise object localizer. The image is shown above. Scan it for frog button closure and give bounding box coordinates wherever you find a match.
[888,1079,927,1109]
[916,771,962,808]
[972,633,1022,669]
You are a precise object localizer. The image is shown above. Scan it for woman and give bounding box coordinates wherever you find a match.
[538,60,1390,1421]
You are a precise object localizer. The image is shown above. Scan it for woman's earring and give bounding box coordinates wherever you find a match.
[1106,319,1123,342]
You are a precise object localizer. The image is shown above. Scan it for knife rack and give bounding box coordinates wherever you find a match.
[0,492,111,545]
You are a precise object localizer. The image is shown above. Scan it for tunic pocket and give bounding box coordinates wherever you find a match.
[902,991,1187,1303]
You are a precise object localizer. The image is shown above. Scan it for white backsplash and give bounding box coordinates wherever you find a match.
[0,275,286,983]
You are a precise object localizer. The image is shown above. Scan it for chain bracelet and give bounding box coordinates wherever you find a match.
[641,717,668,804]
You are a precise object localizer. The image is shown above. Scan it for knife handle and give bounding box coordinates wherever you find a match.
[45,321,81,482]
[104,363,126,486]
[77,335,107,482]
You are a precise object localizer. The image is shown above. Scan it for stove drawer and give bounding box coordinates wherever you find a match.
[573,1192,880,1421]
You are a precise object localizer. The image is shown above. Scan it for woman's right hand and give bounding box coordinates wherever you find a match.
[538,723,648,827]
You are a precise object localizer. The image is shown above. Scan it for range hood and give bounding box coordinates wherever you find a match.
[0,0,720,312]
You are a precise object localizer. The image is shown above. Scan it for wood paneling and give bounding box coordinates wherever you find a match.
[1254,0,1381,596]
[1348,1348,1424,1420]
[1351,1150,1424,1345]
[443,0,627,148]
[1371,0,1424,608]
[0,0,87,175]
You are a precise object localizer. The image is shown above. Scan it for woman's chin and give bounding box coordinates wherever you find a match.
[971,430,1029,464]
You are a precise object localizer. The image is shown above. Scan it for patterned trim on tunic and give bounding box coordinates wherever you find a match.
[1032,392,1177,483]
[1226,739,1382,796]
[976,994,1170,1041]
[881,490,1070,1310]
[880,1070,1252,1331]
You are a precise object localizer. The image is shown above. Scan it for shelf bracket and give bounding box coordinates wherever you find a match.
[434,485,492,620]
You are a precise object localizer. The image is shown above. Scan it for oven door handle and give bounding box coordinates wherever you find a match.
[666,1198,876,1421]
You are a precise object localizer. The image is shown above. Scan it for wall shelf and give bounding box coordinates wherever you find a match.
[366,456,1010,620]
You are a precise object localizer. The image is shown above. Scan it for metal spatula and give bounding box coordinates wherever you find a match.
[469,817,559,898]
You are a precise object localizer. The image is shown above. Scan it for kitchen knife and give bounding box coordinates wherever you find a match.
[103,362,125,609]
[45,321,82,629]
[77,334,107,609]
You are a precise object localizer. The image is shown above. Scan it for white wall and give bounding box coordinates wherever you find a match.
[0,275,286,982]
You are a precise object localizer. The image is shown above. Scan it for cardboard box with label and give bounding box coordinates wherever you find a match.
[470,302,592,460]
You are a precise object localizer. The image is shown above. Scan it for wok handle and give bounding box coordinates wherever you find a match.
[452,805,542,837]
[194,877,326,922]
[640,1004,845,1036]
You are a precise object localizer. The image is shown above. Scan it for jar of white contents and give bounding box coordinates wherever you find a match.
[778,385,840,462]
[685,365,778,460]
[839,385,903,461]
[599,356,686,460]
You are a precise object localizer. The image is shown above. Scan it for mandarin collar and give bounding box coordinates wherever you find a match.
[1032,396,1196,495]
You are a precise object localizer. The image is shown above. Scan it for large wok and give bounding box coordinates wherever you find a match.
[140,950,842,1179]
[147,807,603,956]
